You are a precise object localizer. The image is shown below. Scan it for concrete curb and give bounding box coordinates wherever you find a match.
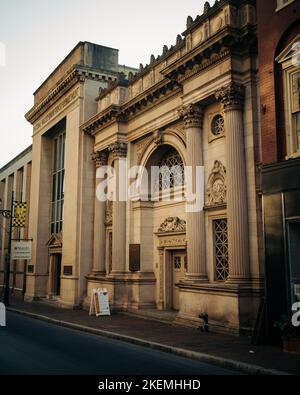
[7,307,289,376]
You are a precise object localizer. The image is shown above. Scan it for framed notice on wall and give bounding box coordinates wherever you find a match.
[129,244,141,272]
[11,240,32,260]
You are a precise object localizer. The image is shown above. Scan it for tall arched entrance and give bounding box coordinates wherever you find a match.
[141,143,187,311]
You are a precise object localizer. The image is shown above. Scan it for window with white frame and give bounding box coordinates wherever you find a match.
[276,0,295,12]
[276,35,300,158]
[291,71,300,150]
[51,129,66,234]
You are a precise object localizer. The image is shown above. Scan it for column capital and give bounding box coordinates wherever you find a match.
[91,151,108,168]
[179,103,204,129]
[215,83,245,112]
[108,141,127,159]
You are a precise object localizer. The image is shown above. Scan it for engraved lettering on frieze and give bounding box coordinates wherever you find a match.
[158,237,186,248]
[35,88,80,131]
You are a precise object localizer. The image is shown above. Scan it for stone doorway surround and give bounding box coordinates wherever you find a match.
[155,217,187,311]
[46,233,62,299]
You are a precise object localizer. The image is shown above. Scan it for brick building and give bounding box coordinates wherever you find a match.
[257,0,300,343]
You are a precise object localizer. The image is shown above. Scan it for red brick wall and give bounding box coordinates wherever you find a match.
[257,0,300,164]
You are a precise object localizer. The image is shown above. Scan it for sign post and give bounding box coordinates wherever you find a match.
[1,194,29,307]
[3,191,14,306]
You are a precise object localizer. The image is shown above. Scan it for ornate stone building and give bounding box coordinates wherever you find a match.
[24,0,263,334]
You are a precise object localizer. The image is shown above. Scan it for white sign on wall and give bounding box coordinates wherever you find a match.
[89,288,111,317]
[11,240,32,260]
[0,303,6,327]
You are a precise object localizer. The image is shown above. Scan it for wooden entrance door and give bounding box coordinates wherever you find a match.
[53,254,62,296]
[172,251,186,310]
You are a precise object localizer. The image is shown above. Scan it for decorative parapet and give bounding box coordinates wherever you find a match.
[82,1,256,135]
[97,84,129,113]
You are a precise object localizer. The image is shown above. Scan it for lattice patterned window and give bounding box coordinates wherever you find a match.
[213,219,229,282]
[174,256,181,270]
[109,232,112,273]
[158,148,185,191]
[211,114,225,136]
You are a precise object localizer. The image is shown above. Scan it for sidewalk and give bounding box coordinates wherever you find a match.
[6,300,300,375]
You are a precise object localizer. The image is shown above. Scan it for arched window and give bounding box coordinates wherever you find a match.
[276,34,300,158]
[158,148,185,191]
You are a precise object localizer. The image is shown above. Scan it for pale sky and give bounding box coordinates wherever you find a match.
[0,0,206,168]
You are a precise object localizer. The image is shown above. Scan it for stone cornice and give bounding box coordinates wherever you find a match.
[82,80,181,135]
[121,79,181,119]
[26,65,118,125]
[83,105,123,135]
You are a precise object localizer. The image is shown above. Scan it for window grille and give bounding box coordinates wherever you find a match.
[213,219,229,281]
[211,114,225,136]
[158,148,185,191]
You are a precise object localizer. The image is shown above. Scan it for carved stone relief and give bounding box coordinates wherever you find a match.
[206,160,227,206]
[157,217,186,233]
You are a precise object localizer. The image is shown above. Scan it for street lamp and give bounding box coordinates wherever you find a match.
[0,192,14,306]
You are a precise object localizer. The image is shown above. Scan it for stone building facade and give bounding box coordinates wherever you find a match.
[257,0,300,343]
[0,146,32,297]
[24,0,263,334]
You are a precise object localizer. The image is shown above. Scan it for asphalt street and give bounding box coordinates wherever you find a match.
[0,312,238,375]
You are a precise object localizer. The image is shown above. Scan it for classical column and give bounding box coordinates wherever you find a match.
[215,83,250,283]
[108,142,127,275]
[181,104,207,282]
[91,151,108,275]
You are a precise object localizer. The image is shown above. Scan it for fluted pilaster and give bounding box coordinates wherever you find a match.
[108,142,127,274]
[180,104,207,282]
[215,83,250,283]
[91,151,108,274]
